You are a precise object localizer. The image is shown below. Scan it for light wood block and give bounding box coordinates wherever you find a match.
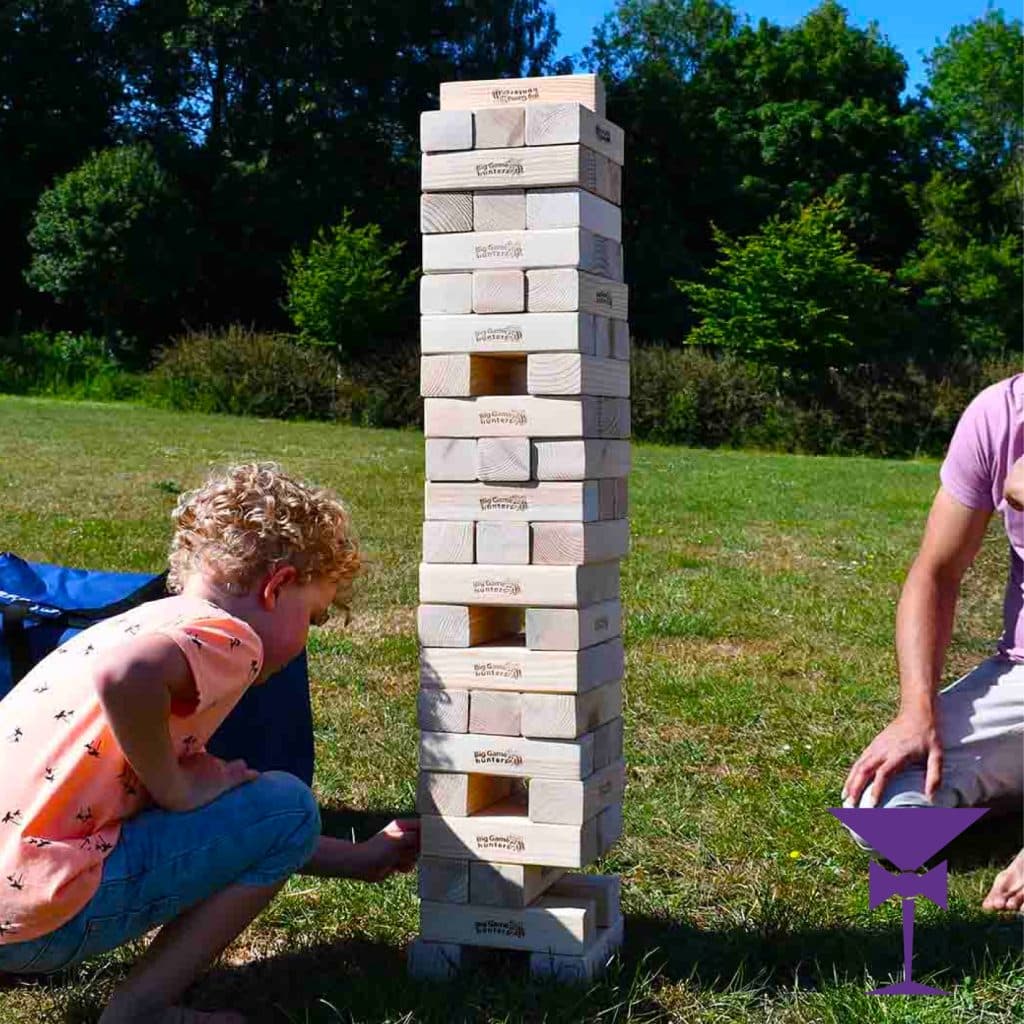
[420,896,595,955]
[425,438,477,481]
[417,605,523,648]
[472,270,525,313]
[419,856,469,903]
[421,800,599,865]
[468,689,522,735]
[420,272,473,314]
[525,103,625,165]
[477,436,530,482]
[421,354,526,397]
[421,312,596,355]
[420,637,624,695]
[422,520,474,563]
[421,194,473,234]
[531,439,631,480]
[526,269,629,320]
[531,520,629,565]
[419,561,621,608]
[473,190,526,231]
[474,107,525,148]
[529,759,626,826]
[418,687,470,732]
[592,717,624,771]
[469,862,566,907]
[423,228,621,279]
[526,188,621,242]
[440,74,605,116]
[593,315,611,358]
[525,600,622,651]
[475,522,530,564]
[408,938,463,980]
[528,354,630,398]
[424,396,630,439]
[419,731,594,781]
[547,874,620,928]
[597,801,623,853]
[417,771,513,816]
[425,481,599,522]
[611,319,630,360]
[421,110,474,152]
[529,915,623,982]
[521,680,622,739]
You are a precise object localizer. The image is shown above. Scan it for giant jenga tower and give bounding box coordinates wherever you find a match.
[410,73,628,983]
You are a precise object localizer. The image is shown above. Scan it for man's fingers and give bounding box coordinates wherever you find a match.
[869,759,901,806]
[924,746,944,798]
[845,756,882,807]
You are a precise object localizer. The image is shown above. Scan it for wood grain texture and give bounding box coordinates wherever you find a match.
[422,520,475,563]
[611,318,630,360]
[592,717,624,771]
[526,188,621,242]
[425,480,598,523]
[417,687,470,732]
[530,439,631,481]
[417,604,523,648]
[473,107,525,148]
[593,314,612,358]
[525,103,625,164]
[529,914,623,982]
[469,862,566,908]
[420,271,473,313]
[472,269,525,313]
[419,857,469,903]
[416,771,513,816]
[407,939,462,980]
[425,438,477,481]
[424,396,630,439]
[476,436,530,482]
[421,354,527,397]
[530,519,630,565]
[520,680,622,739]
[440,74,605,116]
[421,193,474,234]
[419,731,594,781]
[526,269,628,320]
[475,521,530,564]
[421,312,596,355]
[468,689,522,735]
[547,873,621,928]
[419,561,620,607]
[528,759,626,826]
[527,354,630,398]
[525,600,622,651]
[420,110,474,152]
[473,190,526,231]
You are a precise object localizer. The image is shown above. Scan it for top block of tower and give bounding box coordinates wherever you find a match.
[440,74,605,117]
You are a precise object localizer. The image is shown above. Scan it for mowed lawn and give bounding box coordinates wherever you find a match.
[0,396,1020,1024]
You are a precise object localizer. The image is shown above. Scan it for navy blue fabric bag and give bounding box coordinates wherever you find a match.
[0,553,314,785]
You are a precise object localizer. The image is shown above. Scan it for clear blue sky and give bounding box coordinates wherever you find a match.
[548,1,1008,94]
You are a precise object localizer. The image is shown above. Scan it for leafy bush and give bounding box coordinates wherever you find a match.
[284,211,414,362]
[338,344,421,429]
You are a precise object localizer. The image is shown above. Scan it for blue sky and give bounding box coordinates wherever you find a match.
[548,1,1008,94]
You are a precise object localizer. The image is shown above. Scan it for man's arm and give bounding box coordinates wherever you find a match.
[843,486,991,805]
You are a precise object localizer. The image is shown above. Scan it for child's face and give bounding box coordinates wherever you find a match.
[257,573,337,679]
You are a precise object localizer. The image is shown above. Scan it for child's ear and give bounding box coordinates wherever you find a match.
[261,565,298,609]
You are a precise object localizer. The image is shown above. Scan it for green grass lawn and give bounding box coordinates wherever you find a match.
[0,396,1020,1023]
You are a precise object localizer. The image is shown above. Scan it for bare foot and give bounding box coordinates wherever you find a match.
[982,847,1024,913]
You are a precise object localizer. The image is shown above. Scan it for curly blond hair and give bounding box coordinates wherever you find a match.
[167,463,361,603]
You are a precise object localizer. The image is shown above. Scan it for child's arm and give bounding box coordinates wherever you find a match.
[94,634,256,812]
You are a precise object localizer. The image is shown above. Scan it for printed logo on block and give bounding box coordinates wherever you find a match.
[474,918,527,938]
[595,290,614,307]
[475,160,525,179]
[474,661,523,679]
[473,749,524,767]
[597,779,614,797]
[479,410,528,427]
[490,87,540,104]
[594,616,609,631]
[474,241,524,260]
[474,833,527,853]
[474,326,523,344]
[480,496,528,512]
[472,578,523,596]
[595,125,612,143]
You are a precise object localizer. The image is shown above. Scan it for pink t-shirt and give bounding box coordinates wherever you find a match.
[940,374,1024,661]
[0,595,263,944]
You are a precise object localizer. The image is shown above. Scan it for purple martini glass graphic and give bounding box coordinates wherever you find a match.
[830,807,988,996]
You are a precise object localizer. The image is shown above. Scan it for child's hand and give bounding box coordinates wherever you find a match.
[172,752,259,811]
[349,818,421,882]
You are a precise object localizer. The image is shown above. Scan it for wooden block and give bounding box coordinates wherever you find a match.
[529,914,623,982]
[593,315,612,358]
[473,190,526,231]
[469,862,566,907]
[421,110,474,152]
[476,522,530,564]
[418,605,523,647]
[422,520,474,563]
[418,687,470,732]
[419,561,620,608]
[611,319,630,360]
[420,272,473,313]
[421,354,526,397]
[531,440,631,481]
[528,354,630,398]
[526,270,628,320]
[425,481,599,522]
[525,103,625,165]
[477,436,530,482]
[425,438,477,481]
[592,717,624,771]
[421,193,473,234]
[468,690,522,735]
[474,106,525,148]
[419,732,594,782]
[597,801,623,854]
[421,800,599,865]
[408,938,463,980]
[614,478,629,518]
[531,520,630,565]
[417,771,513,816]
[598,479,616,520]
[547,874,620,928]
[419,856,469,903]
[420,897,595,955]
[420,637,624,695]
[440,74,605,116]
[521,680,622,739]
[525,601,622,651]
[424,396,630,438]
[529,759,626,826]
[421,312,596,355]
[473,270,526,313]
[423,228,621,279]
[526,188,621,242]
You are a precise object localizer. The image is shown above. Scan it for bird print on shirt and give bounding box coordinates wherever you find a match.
[53,709,75,723]
[2,810,22,826]
[85,741,102,758]
[7,728,22,743]
[7,873,24,891]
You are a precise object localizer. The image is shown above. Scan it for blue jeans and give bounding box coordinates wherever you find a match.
[0,772,320,975]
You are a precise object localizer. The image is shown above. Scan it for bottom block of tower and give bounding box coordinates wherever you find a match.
[408,938,463,980]
[530,915,624,982]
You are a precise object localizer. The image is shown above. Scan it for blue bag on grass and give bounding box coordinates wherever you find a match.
[0,552,314,785]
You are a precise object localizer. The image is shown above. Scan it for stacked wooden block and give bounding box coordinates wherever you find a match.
[410,74,628,983]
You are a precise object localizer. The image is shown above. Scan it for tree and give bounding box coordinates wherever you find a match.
[680,199,900,376]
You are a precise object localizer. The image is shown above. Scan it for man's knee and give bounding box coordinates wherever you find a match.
[250,771,321,863]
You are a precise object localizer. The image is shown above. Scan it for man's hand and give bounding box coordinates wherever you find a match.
[1005,456,1024,511]
[347,819,421,882]
[168,752,259,812]
[842,711,943,807]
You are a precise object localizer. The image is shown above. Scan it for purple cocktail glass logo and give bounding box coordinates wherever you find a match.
[830,807,988,995]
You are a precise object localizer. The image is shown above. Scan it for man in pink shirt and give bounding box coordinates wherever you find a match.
[843,375,1024,912]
